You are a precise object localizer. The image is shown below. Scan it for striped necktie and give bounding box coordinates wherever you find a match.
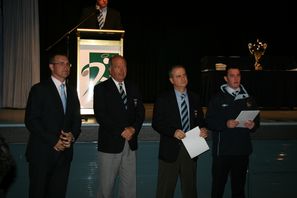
[119,82,127,110]
[60,83,67,113]
[97,10,104,29]
[181,94,190,132]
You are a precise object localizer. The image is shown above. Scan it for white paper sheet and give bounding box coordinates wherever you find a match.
[235,110,260,128]
[181,126,210,158]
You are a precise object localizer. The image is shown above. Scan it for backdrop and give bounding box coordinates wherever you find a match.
[38,0,297,103]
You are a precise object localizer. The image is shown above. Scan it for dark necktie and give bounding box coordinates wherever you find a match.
[232,90,239,97]
[181,94,190,132]
[97,10,104,29]
[60,84,67,113]
[119,82,127,110]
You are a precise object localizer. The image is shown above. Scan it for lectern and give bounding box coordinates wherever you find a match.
[76,28,125,115]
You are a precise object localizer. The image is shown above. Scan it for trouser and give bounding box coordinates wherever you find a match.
[97,141,136,198]
[156,145,197,198]
[211,155,249,198]
[28,155,70,198]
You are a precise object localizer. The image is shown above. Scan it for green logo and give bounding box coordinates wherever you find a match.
[81,52,117,96]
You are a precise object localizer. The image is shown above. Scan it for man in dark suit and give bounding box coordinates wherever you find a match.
[79,0,123,30]
[152,65,208,198]
[25,53,81,198]
[93,55,145,198]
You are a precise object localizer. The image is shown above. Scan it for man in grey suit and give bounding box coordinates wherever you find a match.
[25,53,81,198]
[93,55,145,198]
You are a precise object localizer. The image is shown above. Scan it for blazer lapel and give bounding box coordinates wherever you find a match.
[169,90,183,128]
[188,92,194,127]
[108,78,124,105]
[49,79,65,114]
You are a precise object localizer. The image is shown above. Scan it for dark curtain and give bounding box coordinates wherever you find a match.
[39,0,297,103]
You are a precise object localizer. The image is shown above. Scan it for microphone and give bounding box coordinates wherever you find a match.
[95,9,100,17]
[133,99,138,107]
[79,9,99,26]
[45,8,100,51]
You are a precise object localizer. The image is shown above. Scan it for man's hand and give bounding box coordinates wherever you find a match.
[54,130,75,151]
[53,139,66,151]
[226,119,239,128]
[244,120,255,129]
[121,127,135,141]
[200,127,208,138]
[174,129,186,140]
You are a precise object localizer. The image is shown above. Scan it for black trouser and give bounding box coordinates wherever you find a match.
[211,155,249,198]
[156,145,197,198]
[28,155,71,198]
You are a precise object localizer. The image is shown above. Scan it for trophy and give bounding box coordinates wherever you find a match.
[248,38,267,70]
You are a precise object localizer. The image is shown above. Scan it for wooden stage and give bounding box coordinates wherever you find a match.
[1,104,297,143]
[1,104,297,124]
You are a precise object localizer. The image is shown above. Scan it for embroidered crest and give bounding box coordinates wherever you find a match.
[246,101,252,107]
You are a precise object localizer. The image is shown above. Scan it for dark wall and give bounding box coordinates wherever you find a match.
[39,0,297,102]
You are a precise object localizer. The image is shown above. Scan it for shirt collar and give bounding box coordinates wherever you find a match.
[174,89,187,98]
[226,86,240,95]
[96,5,107,13]
[51,76,65,86]
[111,77,125,88]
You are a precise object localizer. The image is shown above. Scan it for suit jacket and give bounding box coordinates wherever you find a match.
[25,78,81,164]
[93,78,145,153]
[152,89,206,162]
[79,6,123,30]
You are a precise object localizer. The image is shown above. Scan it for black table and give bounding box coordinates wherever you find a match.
[200,70,297,109]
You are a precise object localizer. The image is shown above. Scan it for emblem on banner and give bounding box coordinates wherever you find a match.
[81,53,117,97]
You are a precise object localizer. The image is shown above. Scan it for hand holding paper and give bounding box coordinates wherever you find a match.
[235,110,259,128]
[181,126,209,158]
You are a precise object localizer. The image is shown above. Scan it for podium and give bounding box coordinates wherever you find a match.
[76,28,125,115]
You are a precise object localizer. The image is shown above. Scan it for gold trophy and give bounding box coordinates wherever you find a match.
[248,38,267,70]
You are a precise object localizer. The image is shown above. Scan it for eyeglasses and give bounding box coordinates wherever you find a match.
[52,62,72,68]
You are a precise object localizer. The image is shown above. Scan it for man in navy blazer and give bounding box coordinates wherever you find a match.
[25,53,81,198]
[79,0,123,30]
[152,65,208,198]
[93,55,145,198]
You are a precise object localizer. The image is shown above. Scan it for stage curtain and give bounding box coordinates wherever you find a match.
[1,0,40,108]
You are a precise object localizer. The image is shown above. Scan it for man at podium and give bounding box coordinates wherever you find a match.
[79,0,123,30]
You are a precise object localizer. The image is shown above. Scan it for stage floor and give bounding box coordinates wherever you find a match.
[1,104,297,124]
[1,105,297,143]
